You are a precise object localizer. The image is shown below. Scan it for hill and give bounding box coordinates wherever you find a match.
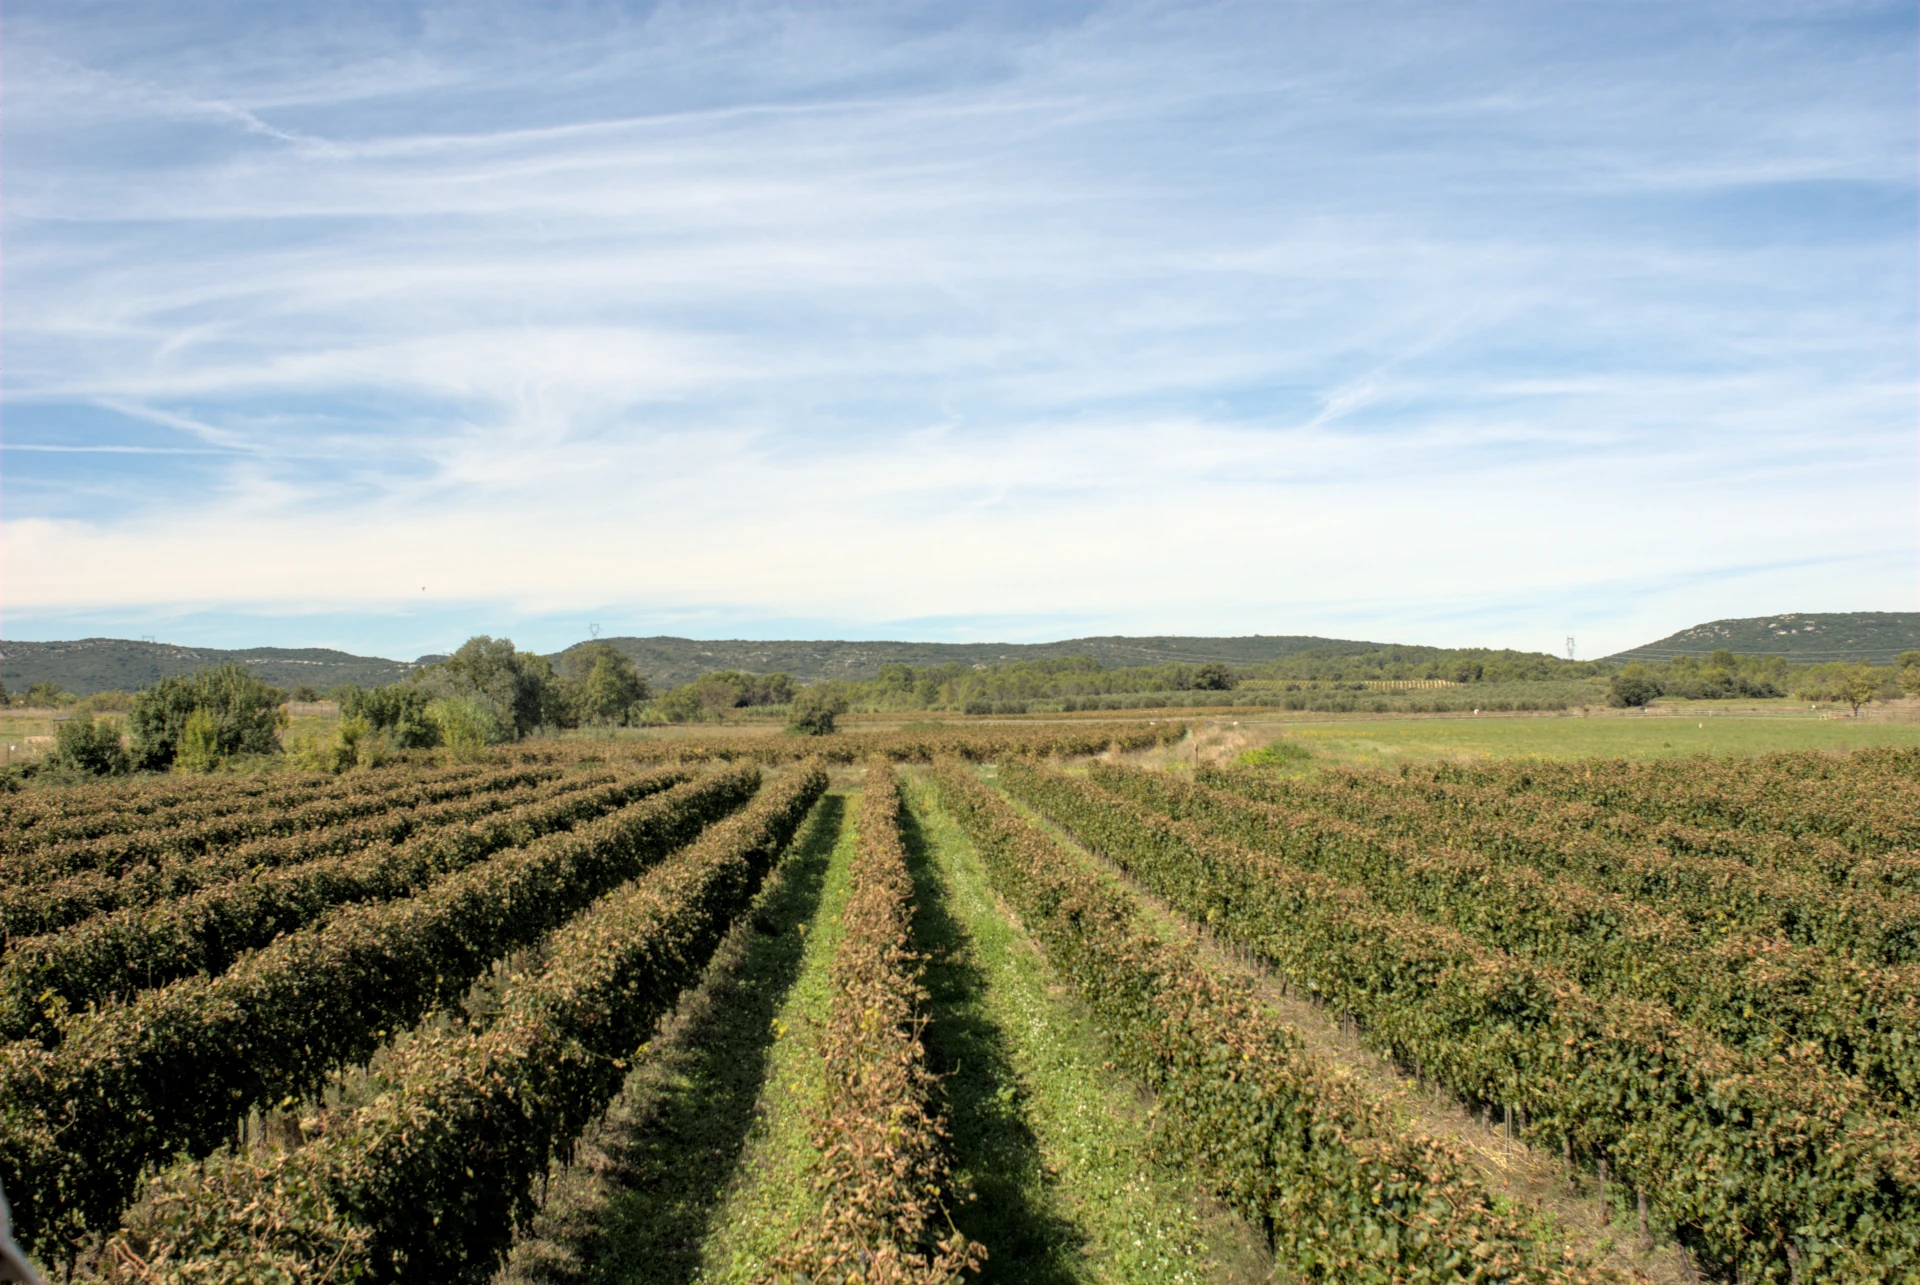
[0,638,416,697]
[2,633,1393,697]
[1609,612,1920,665]
[559,633,1387,688]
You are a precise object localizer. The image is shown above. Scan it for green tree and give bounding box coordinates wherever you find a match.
[571,645,651,725]
[1607,663,1661,709]
[1899,652,1920,699]
[1193,662,1236,691]
[787,685,848,735]
[1833,664,1880,717]
[410,637,561,739]
[129,664,286,770]
[53,715,130,776]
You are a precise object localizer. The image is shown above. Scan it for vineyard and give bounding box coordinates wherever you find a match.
[0,726,1914,1283]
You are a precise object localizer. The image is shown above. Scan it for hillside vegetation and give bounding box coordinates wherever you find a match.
[1608,612,1919,665]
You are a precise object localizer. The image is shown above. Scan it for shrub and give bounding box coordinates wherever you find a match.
[1193,662,1236,691]
[130,664,286,770]
[426,697,502,758]
[52,715,130,776]
[787,685,848,735]
[1237,740,1312,769]
[1607,664,1661,708]
[340,685,439,748]
[23,681,74,708]
[174,709,223,774]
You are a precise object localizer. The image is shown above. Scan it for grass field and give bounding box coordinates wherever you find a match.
[1175,707,1920,769]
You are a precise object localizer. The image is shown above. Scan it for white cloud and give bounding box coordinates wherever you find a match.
[2,0,1913,655]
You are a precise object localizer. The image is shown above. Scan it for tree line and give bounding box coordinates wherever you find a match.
[1607,649,1920,713]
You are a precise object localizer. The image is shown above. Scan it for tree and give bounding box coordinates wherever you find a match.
[53,715,130,776]
[1900,652,1920,700]
[1607,663,1661,709]
[787,685,848,736]
[1193,662,1236,691]
[1833,664,1880,717]
[129,664,285,770]
[410,637,561,740]
[575,647,650,725]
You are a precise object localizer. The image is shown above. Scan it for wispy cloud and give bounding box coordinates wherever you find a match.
[3,0,1914,658]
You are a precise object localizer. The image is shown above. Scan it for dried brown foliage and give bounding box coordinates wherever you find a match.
[771,762,981,1285]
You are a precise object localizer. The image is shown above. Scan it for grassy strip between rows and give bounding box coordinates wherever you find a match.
[0,765,578,943]
[900,774,1241,1285]
[0,762,496,852]
[496,792,846,1285]
[691,796,859,1282]
[1099,762,1920,1117]
[0,768,691,1044]
[0,763,567,887]
[927,759,1611,1285]
[1193,762,1920,961]
[1003,759,1920,1284]
[82,762,832,1284]
[771,762,982,1285]
[0,766,762,1264]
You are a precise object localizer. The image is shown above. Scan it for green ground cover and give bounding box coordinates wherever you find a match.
[677,797,856,1283]
[1230,712,1920,768]
[901,774,1261,1285]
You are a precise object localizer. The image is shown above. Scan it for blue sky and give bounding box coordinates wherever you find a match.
[4,0,1914,661]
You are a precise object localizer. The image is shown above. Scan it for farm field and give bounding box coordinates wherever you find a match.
[1186,709,1920,768]
[0,723,1914,1283]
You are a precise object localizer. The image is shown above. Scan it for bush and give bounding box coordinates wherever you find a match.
[23,681,74,708]
[340,685,440,748]
[52,715,130,776]
[130,664,286,771]
[787,686,848,736]
[426,697,502,758]
[1237,740,1311,770]
[174,709,223,773]
[293,717,390,774]
[1193,662,1236,691]
[1607,664,1661,708]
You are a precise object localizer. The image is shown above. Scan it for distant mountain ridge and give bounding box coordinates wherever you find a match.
[9,615,1908,698]
[1608,613,1920,665]
[1,632,1386,696]
[0,639,418,698]
[558,633,1387,688]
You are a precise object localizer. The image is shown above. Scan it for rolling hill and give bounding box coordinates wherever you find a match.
[2,633,1387,697]
[560,633,1388,688]
[1608,612,1920,665]
[0,639,417,698]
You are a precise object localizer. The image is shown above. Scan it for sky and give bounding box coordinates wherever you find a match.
[3,0,1915,662]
